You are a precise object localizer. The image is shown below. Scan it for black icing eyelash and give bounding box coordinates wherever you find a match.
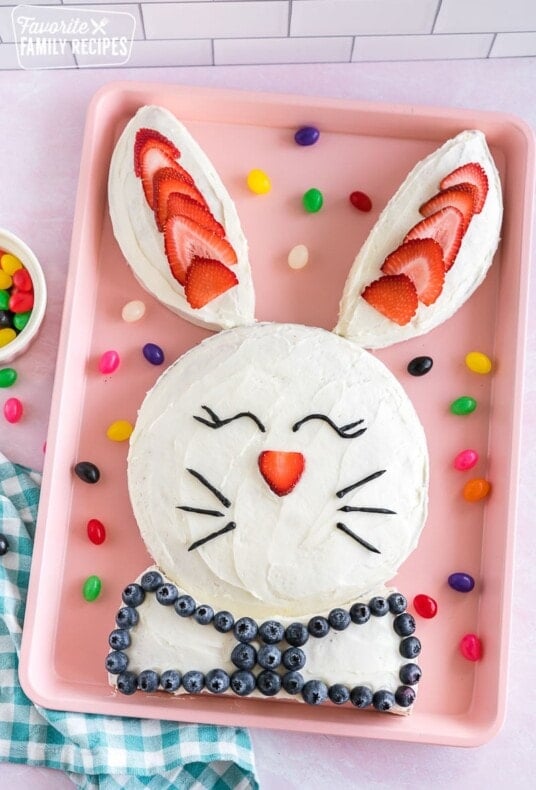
[193,405,266,433]
[292,414,367,439]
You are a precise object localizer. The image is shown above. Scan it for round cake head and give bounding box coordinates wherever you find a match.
[128,323,429,618]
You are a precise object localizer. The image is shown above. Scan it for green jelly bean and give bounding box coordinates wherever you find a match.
[83,574,102,602]
[13,310,32,331]
[450,396,477,415]
[0,290,9,311]
[302,187,323,213]
[0,367,17,388]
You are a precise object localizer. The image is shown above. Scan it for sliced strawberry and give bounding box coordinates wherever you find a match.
[134,128,179,177]
[440,163,488,213]
[419,184,476,232]
[184,258,238,308]
[381,238,445,306]
[361,274,418,326]
[167,193,225,238]
[153,168,209,230]
[164,215,238,285]
[139,149,183,208]
[404,206,464,271]
[258,450,305,497]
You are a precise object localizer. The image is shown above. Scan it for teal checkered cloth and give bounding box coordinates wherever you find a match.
[0,452,258,789]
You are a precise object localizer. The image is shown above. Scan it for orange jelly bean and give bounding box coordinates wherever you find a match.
[463,478,491,502]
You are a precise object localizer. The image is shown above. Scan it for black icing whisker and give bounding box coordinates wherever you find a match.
[336,523,381,554]
[177,506,224,517]
[336,470,386,499]
[194,406,266,433]
[187,468,232,509]
[338,506,397,515]
[188,521,236,552]
[292,414,366,439]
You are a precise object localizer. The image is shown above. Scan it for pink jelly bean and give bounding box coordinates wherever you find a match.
[98,350,120,375]
[454,449,479,471]
[4,397,23,423]
[460,633,482,661]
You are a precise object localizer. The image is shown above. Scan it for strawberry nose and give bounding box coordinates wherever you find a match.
[258,451,305,497]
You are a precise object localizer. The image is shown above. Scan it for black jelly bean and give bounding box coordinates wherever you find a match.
[407,356,433,376]
[74,461,100,484]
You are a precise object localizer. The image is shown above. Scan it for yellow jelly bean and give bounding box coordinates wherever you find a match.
[0,328,17,348]
[247,169,271,195]
[0,270,12,290]
[463,478,491,502]
[465,351,492,375]
[0,254,24,276]
[106,419,133,442]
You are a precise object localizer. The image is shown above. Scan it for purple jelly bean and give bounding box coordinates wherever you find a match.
[448,572,475,593]
[142,343,164,365]
[294,126,320,146]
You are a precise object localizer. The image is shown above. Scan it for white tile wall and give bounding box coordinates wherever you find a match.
[0,0,535,69]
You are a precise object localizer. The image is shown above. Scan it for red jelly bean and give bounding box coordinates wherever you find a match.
[460,633,482,661]
[454,449,479,471]
[413,593,438,619]
[349,190,372,212]
[87,518,106,545]
[4,397,23,423]
[98,350,120,375]
[9,289,34,314]
[12,268,33,292]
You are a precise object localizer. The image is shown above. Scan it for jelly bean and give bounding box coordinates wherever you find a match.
[463,477,491,502]
[12,268,32,292]
[459,633,482,661]
[122,299,146,322]
[106,419,133,442]
[4,397,23,423]
[407,356,433,376]
[83,575,102,602]
[302,188,323,213]
[0,533,9,556]
[288,244,309,270]
[465,351,492,375]
[13,311,31,332]
[87,518,106,545]
[450,396,477,415]
[247,169,271,195]
[0,311,13,330]
[294,126,320,146]
[74,461,100,484]
[349,191,372,212]
[454,449,479,471]
[0,271,12,290]
[9,290,34,314]
[143,342,164,365]
[0,290,10,310]
[99,349,120,375]
[413,594,437,618]
[0,253,23,275]
[0,327,16,346]
[0,368,17,388]
[448,572,475,593]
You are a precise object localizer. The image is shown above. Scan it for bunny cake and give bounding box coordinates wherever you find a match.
[106,106,502,714]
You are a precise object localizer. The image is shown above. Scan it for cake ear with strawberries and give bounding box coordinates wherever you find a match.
[108,106,255,330]
[335,131,502,348]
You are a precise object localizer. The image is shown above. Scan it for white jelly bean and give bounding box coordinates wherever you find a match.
[122,300,146,322]
[288,245,309,270]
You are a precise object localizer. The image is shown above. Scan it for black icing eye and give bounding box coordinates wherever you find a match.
[193,405,266,432]
[292,414,366,439]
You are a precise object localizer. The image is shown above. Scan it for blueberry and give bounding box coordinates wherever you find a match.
[328,684,350,705]
[393,612,416,637]
[369,597,389,616]
[194,604,214,625]
[122,583,145,607]
[349,603,371,625]
[399,663,422,686]
[372,689,395,711]
[137,670,160,692]
[302,679,328,706]
[161,670,181,692]
[206,668,230,694]
[182,670,205,694]
[256,670,282,697]
[105,651,128,674]
[285,622,309,647]
[0,533,9,556]
[399,636,421,659]
[395,685,416,708]
[282,647,306,671]
[115,607,139,629]
[140,571,163,592]
[328,608,351,631]
[307,616,330,638]
[231,643,257,670]
[174,595,196,617]
[213,610,235,633]
[258,620,285,644]
[233,617,258,643]
[350,686,373,708]
[387,592,407,614]
[282,671,304,695]
[108,629,130,651]
[156,583,179,606]
[230,670,256,696]
[116,671,138,695]
[257,644,282,670]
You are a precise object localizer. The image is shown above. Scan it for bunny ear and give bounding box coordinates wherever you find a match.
[108,105,255,330]
[335,130,502,348]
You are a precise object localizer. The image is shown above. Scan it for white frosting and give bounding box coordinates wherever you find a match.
[108,105,255,330]
[335,130,503,348]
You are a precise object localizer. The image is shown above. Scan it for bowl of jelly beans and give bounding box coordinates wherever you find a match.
[0,228,47,363]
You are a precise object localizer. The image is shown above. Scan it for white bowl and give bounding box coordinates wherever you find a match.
[0,228,47,363]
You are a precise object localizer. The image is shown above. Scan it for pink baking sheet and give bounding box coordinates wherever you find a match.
[19,82,534,746]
